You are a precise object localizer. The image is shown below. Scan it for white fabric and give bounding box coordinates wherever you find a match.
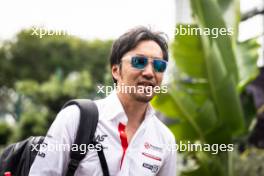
[29,92,177,176]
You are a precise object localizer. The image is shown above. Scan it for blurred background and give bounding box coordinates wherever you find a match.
[0,0,263,175]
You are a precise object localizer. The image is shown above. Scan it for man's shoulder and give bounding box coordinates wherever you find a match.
[59,104,80,115]
[59,99,105,122]
[55,104,81,125]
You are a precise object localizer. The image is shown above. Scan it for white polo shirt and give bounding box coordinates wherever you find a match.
[29,92,177,176]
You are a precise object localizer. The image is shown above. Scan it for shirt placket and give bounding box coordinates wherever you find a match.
[118,118,149,175]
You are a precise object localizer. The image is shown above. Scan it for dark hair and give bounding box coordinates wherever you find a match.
[109,26,169,83]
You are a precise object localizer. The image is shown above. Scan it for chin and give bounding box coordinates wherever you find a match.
[132,93,154,103]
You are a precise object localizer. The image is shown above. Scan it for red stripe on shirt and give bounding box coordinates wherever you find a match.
[118,123,128,168]
[142,152,162,161]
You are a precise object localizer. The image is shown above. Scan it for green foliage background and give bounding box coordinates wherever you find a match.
[0,29,113,145]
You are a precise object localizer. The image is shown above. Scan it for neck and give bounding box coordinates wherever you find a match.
[117,92,148,128]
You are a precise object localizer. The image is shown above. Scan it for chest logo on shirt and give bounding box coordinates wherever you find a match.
[142,163,159,173]
[144,142,163,153]
[95,134,108,142]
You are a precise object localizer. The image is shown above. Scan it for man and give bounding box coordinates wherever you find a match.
[29,26,176,175]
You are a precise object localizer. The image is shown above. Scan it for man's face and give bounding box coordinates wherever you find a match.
[112,40,165,102]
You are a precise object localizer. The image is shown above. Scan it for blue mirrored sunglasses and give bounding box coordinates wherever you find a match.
[131,56,167,73]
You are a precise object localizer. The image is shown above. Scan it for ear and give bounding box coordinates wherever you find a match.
[112,64,120,82]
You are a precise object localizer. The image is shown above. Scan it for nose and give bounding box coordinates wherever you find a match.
[142,62,154,80]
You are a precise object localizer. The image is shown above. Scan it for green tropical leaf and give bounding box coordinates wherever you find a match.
[236,39,260,91]
[190,0,239,83]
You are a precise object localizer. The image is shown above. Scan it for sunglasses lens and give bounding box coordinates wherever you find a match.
[153,60,167,72]
[131,56,148,69]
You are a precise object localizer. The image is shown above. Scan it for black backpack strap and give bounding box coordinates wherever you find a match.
[62,99,99,176]
[94,142,110,176]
